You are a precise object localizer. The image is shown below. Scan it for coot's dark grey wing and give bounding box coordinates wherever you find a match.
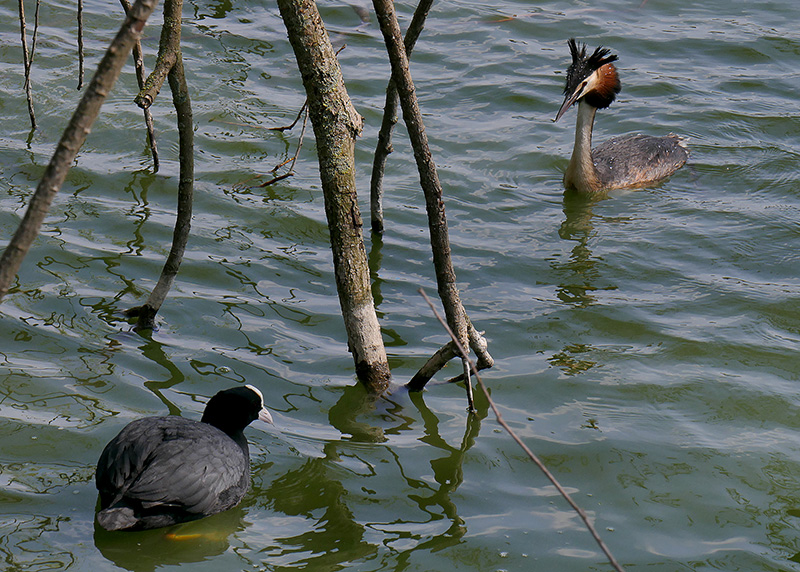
[125,426,248,515]
[96,416,248,516]
[96,416,176,501]
[593,133,688,189]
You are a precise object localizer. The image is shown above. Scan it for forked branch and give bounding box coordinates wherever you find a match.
[370,0,434,233]
[17,0,39,129]
[373,0,493,390]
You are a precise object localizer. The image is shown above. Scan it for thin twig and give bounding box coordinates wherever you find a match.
[119,0,159,172]
[418,288,626,572]
[77,0,84,90]
[269,99,308,132]
[256,171,294,186]
[31,0,40,67]
[258,103,308,187]
[255,46,337,186]
[18,0,36,129]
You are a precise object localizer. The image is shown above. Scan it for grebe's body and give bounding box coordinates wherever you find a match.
[555,39,687,193]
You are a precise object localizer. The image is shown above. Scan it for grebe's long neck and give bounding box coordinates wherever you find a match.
[564,100,602,193]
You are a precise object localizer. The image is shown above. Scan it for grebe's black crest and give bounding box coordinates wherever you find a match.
[556,39,622,122]
[564,39,618,94]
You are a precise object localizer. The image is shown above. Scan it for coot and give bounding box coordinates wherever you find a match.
[95,385,273,531]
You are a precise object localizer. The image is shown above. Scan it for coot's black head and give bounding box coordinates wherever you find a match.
[555,38,621,122]
[201,385,274,437]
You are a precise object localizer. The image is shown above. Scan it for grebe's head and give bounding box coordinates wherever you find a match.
[554,38,621,122]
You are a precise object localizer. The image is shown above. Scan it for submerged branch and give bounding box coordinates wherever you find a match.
[127,52,193,329]
[408,321,494,390]
[125,0,191,328]
[374,0,492,390]
[407,340,458,391]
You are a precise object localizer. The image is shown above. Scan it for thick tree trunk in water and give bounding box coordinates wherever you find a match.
[277,0,391,394]
[0,0,159,301]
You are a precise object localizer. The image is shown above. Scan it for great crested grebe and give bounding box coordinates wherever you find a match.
[554,39,688,193]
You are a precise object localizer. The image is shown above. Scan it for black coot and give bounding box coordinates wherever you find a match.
[95,385,273,531]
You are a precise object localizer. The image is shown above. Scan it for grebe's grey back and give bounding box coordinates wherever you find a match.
[554,39,688,193]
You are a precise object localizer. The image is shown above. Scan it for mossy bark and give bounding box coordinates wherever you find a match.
[278,0,391,393]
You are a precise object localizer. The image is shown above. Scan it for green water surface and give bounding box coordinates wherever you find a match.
[2,0,800,570]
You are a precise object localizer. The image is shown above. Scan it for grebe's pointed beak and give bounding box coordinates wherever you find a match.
[554,84,585,122]
[555,72,598,122]
[554,66,605,122]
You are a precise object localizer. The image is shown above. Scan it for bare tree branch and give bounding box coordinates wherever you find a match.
[373,0,493,391]
[77,0,85,90]
[125,0,192,329]
[134,2,181,109]
[17,0,37,129]
[407,340,458,390]
[0,0,160,301]
[258,102,309,187]
[120,0,160,172]
[407,321,494,390]
[373,0,468,346]
[369,0,434,233]
[269,99,308,132]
